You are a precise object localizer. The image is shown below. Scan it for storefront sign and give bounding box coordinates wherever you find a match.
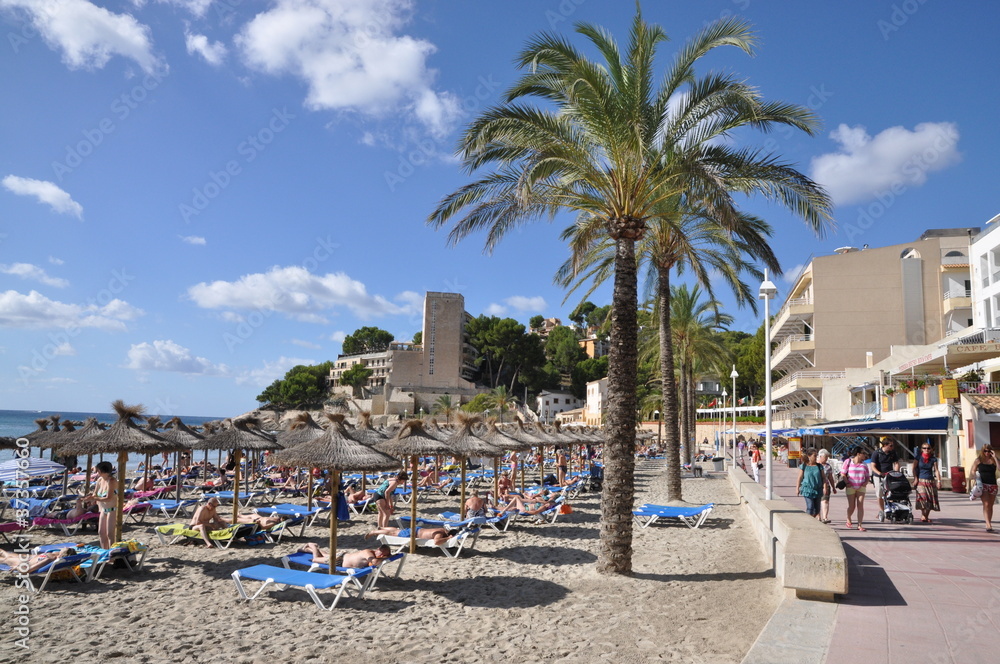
[941,379,959,399]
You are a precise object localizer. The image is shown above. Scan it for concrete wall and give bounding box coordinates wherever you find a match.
[727,466,848,601]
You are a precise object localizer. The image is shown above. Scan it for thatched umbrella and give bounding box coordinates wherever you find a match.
[20,418,51,457]
[192,417,279,523]
[161,417,205,501]
[503,422,545,491]
[57,401,177,541]
[0,437,17,450]
[444,414,503,518]
[477,420,530,504]
[276,413,326,501]
[374,420,454,553]
[272,418,399,573]
[51,418,106,495]
[345,411,387,494]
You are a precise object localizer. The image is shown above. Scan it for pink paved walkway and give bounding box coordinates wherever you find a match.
[767,459,998,664]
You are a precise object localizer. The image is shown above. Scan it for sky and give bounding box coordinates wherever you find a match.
[1,0,998,417]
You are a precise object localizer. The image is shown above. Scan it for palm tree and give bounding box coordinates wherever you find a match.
[429,11,828,574]
[487,386,518,423]
[432,394,457,423]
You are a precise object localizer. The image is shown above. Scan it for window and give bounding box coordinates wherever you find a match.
[553,398,559,404]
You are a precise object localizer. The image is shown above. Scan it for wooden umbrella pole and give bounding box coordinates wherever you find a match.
[142,454,150,492]
[175,450,182,503]
[307,467,314,510]
[328,468,340,575]
[520,453,525,493]
[410,454,418,554]
[493,457,499,507]
[459,457,467,519]
[84,454,93,495]
[539,445,545,487]
[232,449,241,524]
[115,451,126,543]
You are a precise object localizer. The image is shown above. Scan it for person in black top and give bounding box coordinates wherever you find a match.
[870,437,900,518]
[969,444,999,532]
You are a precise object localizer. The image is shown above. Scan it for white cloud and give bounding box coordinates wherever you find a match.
[235,355,314,387]
[504,295,546,313]
[179,234,206,245]
[0,0,161,73]
[184,30,226,65]
[484,303,506,316]
[52,342,75,356]
[810,122,961,206]
[329,330,346,343]
[0,263,69,288]
[187,265,409,322]
[159,0,213,17]
[0,290,143,330]
[291,338,321,349]
[48,256,64,265]
[782,264,805,285]
[2,175,83,218]
[235,0,461,138]
[125,339,228,375]
[219,311,244,323]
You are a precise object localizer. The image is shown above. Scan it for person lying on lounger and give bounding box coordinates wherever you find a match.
[364,526,458,546]
[465,491,486,518]
[188,497,228,548]
[344,488,370,504]
[0,547,77,573]
[44,498,92,520]
[297,542,391,568]
[497,495,558,515]
[131,475,156,492]
[228,513,282,529]
[418,473,453,489]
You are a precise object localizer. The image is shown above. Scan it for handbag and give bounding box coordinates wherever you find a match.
[836,474,847,490]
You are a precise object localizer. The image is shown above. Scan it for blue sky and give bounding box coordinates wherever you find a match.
[1,0,997,416]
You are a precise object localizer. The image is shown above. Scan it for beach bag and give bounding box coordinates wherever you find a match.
[558,504,573,515]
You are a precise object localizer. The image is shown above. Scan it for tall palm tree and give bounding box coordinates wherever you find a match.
[429,11,827,574]
[487,386,518,423]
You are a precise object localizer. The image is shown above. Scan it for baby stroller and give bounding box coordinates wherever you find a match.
[878,470,913,524]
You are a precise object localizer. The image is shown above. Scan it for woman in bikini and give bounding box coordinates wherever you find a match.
[373,471,407,529]
[82,461,119,548]
[1,547,78,574]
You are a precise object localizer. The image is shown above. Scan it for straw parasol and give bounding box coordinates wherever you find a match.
[57,401,178,541]
[477,419,530,503]
[443,413,503,518]
[160,417,205,501]
[277,412,326,448]
[20,418,51,455]
[374,420,455,553]
[192,417,279,522]
[272,416,399,573]
[0,437,17,450]
[503,421,546,491]
[344,411,388,494]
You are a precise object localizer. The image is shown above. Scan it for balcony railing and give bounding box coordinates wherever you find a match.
[850,402,880,418]
[959,382,1000,395]
[772,333,814,355]
[774,295,813,322]
[943,289,972,299]
[773,370,846,391]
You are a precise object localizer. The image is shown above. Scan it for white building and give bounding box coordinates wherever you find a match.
[585,378,608,426]
[535,390,583,423]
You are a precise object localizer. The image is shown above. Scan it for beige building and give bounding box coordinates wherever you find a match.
[578,335,608,359]
[536,390,583,423]
[585,377,608,426]
[771,229,976,427]
[328,292,480,415]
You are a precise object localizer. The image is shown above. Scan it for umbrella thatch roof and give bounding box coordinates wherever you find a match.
[444,414,503,457]
[192,417,280,451]
[476,420,531,452]
[21,418,51,445]
[276,412,325,448]
[375,420,454,458]
[503,421,545,446]
[160,417,205,447]
[0,437,18,450]
[346,411,387,446]
[38,419,74,449]
[272,418,400,471]
[57,401,178,455]
[530,422,563,446]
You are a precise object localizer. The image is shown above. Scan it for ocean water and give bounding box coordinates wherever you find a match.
[0,408,223,474]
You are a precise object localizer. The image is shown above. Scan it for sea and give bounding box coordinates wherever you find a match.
[0,408,224,473]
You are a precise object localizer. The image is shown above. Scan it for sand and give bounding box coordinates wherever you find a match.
[1,460,780,664]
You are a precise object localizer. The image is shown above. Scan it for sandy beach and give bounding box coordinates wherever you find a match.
[1,460,779,664]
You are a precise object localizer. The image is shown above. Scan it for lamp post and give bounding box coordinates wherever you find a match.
[721,389,727,456]
[760,270,778,499]
[730,365,739,470]
[653,410,661,446]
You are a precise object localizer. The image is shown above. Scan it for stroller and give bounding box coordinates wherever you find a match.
[878,470,913,524]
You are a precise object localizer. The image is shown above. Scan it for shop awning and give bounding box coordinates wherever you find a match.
[799,416,949,437]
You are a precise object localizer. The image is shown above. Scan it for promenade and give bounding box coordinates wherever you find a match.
[766,459,997,664]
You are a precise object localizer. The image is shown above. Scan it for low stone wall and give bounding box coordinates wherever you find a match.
[728,466,848,601]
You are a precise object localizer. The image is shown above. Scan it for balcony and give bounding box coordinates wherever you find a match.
[772,370,845,401]
[943,289,972,314]
[959,381,1000,395]
[771,334,815,372]
[771,296,814,338]
[850,402,880,418]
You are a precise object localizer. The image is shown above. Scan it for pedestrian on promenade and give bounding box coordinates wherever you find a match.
[796,447,831,519]
[750,442,762,483]
[968,444,998,532]
[842,447,871,531]
[816,448,837,524]
[911,441,941,523]
[869,437,900,520]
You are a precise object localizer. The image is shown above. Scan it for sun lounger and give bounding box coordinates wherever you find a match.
[255,503,328,534]
[124,502,152,524]
[281,551,407,592]
[202,490,264,507]
[231,564,373,610]
[440,510,515,532]
[0,521,25,542]
[30,511,99,536]
[76,541,150,579]
[394,514,487,530]
[0,551,98,593]
[147,499,201,519]
[155,523,260,548]
[632,503,715,529]
[377,526,480,558]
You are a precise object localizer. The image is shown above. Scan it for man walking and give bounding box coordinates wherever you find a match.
[870,437,901,519]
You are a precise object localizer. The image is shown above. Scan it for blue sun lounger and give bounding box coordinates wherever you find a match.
[0,551,98,593]
[632,503,715,529]
[281,551,407,591]
[231,564,373,610]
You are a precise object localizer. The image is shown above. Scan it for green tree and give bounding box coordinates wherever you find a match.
[465,315,544,390]
[432,394,457,423]
[339,364,373,397]
[568,301,596,330]
[461,393,494,415]
[487,386,518,423]
[412,331,422,345]
[342,326,394,355]
[545,325,586,375]
[529,315,544,330]
[255,361,333,409]
[571,355,609,399]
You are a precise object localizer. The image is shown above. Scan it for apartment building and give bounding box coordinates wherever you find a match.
[536,390,584,423]
[585,378,608,426]
[770,228,977,427]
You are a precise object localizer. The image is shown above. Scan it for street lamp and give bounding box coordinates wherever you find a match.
[721,389,727,456]
[730,365,739,470]
[653,410,661,446]
[760,270,778,499]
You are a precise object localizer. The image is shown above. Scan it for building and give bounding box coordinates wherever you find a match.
[578,335,608,359]
[328,292,480,415]
[535,390,584,423]
[770,228,977,427]
[532,317,562,338]
[585,377,607,426]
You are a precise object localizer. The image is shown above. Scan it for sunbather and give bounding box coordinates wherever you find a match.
[297,542,391,568]
[373,471,407,529]
[43,498,91,520]
[131,475,156,492]
[1,547,77,573]
[82,461,119,549]
[229,513,282,529]
[497,473,514,502]
[365,526,457,546]
[465,491,486,518]
[498,495,557,515]
[345,488,369,504]
[188,497,228,548]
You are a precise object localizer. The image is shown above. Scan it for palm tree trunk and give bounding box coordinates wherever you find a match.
[687,364,696,464]
[658,266,683,502]
[597,235,639,576]
[677,357,688,468]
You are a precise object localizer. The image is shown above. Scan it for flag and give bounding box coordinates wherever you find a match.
[738,397,747,405]
[708,398,718,407]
